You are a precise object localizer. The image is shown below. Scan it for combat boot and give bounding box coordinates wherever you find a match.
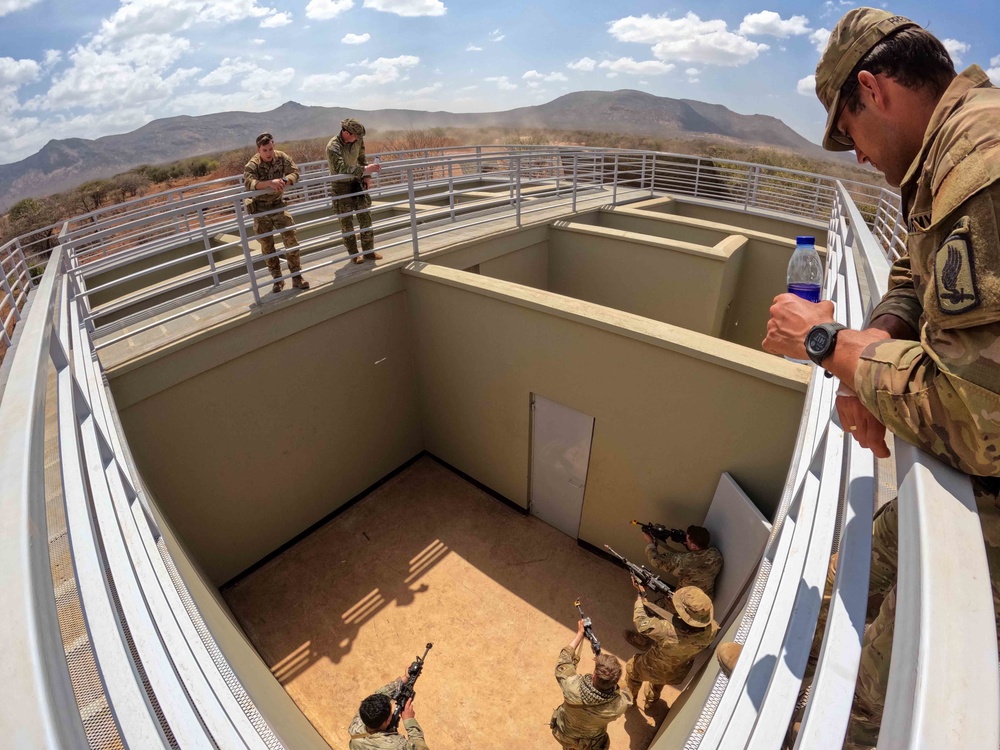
[716,642,742,677]
[292,275,310,290]
[272,280,284,293]
[364,251,383,261]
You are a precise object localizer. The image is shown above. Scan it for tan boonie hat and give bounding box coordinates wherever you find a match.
[673,586,714,629]
[815,8,918,151]
[341,118,366,137]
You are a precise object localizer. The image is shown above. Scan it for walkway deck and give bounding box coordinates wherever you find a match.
[94,186,652,371]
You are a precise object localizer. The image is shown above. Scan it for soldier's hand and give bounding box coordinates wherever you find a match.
[641,531,654,545]
[763,296,835,360]
[630,576,645,595]
[576,618,586,636]
[836,394,890,458]
[364,163,382,174]
[269,178,285,192]
[400,698,415,720]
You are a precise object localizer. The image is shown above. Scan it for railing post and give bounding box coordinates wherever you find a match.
[195,208,220,287]
[572,154,579,212]
[612,153,619,207]
[476,145,483,174]
[515,156,522,227]
[407,167,420,259]
[693,157,701,197]
[448,172,456,223]
[13,238,31,287]
[649,154,656,196]
[555,152,561,196]
[639,154,646,190]
[234,198,262,307]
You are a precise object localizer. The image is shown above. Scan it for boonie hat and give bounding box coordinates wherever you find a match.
[255,132,274,147]
[341,118,366,137]
[673,586,715,629]
[815,8,918,151]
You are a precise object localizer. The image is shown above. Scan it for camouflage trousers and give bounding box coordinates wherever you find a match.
[809,478,1000,746]
[253,210,301,278]
[334,191,375,257]
[550,724,610,750]
[624,655,670,709]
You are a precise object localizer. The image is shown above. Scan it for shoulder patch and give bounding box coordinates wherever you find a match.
[935,216,980,315]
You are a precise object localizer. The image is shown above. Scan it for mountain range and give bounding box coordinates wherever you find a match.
[0,89,833,212]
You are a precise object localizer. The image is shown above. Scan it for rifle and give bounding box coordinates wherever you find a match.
[387,643,432,732]
[604,546,675,600]
[574,598,601,656]
[631,519,686,545]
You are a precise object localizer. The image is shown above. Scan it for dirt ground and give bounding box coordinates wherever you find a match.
[223,457,681,749]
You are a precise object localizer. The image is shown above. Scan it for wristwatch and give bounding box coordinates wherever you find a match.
[805,322,846,367]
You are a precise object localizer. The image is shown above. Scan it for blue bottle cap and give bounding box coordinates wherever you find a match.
[796,236,815,245]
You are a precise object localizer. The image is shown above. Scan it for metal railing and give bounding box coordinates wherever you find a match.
[685,182,999,749]
[2,146,995,749]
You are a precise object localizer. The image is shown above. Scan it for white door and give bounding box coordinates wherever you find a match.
[529,394,595,538]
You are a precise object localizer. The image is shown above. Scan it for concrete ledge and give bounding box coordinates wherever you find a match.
[401,261,808,391]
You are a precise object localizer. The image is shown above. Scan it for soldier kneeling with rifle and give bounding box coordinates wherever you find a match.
[349,644,432,749]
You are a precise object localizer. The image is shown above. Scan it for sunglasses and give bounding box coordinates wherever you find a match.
[829,77,860,148]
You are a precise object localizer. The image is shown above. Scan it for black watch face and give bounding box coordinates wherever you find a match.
[807,328,830,355]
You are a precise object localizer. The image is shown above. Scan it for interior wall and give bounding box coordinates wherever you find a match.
[478,243,548,289]
[547,223,745,336]
[147,494,331,748]
[114,289,424,585]
[402,264,806,566]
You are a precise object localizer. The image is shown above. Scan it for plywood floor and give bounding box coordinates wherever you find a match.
[223,456,682,749]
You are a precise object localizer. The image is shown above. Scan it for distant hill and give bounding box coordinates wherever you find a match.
[0,90,834,211]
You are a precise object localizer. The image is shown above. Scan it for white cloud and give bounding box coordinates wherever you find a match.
[345,55,419,88]
[485,75,516,90]
[942,38,970,67]
[260,11,292,27]
[598,58,675,75]
[198,57,259,87]
[306,0,353,19]
[457,84,477,92]
[362,0,446,17]
[797,74,816,96]
[342,32,370,44]
[94,0,274,45]
[685,67,700,76]
[411,82,443,96]
[811,28,831,53]
[567,57,596,72]
[465,44,483,52]
[739,11,810,38]
[253,38,265,44]
[489,28,504,42]
[42,50,62,70]
[0,57,41,87]
[989,55,1000,86]
[300,71,351,95]
[523,70,568,82]
[0,0,43,16]
[31,34,193,112]
[608,13,769,67]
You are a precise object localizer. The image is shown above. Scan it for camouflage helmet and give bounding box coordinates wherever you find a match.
[673,586,714,629]
[341,118,366,138]
[815,8,918,152]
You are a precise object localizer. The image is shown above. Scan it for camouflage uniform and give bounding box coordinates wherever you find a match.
[550,645,632,749]
[327,119,375,259]
[624,587,718,710]
[242,150,303,282]
[645,541,723,605]
[816,10,1000,743]
[348,679,430,750]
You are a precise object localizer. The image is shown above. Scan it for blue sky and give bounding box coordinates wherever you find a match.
[0,0,998,165]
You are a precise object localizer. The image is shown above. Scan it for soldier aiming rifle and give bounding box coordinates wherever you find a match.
[631,520,686,545]
[348,643,432,749]
[603,546,675,604]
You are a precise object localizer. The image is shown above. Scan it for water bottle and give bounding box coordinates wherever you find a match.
[786,235,822,364]
[373,155,380,188]
[787,235,822,302]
